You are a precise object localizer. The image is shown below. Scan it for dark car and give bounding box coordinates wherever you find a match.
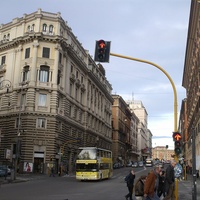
[0,165,8,177]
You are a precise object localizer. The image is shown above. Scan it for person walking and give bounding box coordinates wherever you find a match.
[143,166,161,200]
[157,170,166,198]
[134,175,147,200]
[163,160,176,200]
[49,166,55,177]
[125,169,136,200]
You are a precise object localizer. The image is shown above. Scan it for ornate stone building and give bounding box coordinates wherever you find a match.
[182,0,200,172]
[0,9,113,174]
[112,95,139,165]
[152,146,174,161]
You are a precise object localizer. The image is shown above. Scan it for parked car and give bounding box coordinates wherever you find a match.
[0,165,8,177]
[113,162,123,169]
[126,162,132,167]
[132,161,138,168]
[138,161,144,167]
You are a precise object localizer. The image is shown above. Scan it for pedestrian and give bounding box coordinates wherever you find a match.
[125,169,136,200]
[143,165,161,200]
[49,166,55,177]
[134,175,147,200]
[163,160,176,200]
[157,170,166,198]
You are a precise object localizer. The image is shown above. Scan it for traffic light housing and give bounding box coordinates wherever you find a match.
[94,40,111,62]
[173,132,182,156]
[174,141,181,155]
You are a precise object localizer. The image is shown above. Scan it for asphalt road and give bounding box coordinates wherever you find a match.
[0,166,150,200]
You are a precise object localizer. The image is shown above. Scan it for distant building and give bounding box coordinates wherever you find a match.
[127,100,152,161]
[152,146,174,161]
[111,95,139,165]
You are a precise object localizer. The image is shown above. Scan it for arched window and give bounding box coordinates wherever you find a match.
[31,24,35,31]
[27,25,31,32]
[42,24,47,32]
[49,25,54,34]
[7,34,10,40]
[39,65,49,82]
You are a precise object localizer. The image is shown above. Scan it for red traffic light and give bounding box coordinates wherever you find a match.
[98,40,106,49]
[173,132,182,141]
[94,40,111,63]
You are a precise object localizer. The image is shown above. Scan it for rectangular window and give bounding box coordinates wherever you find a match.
[76,70,79,78]
[69,83,73,96]
[80,92,83,104]
[59,52,62,63]
[42,47,50,58]
[1,56,6,65]
[16,118,21,128]
[39,66,49,82]
[25,48,30,59]
[81,75,84,83]
[75,88,78,100]
[37,118,46,128]
[38,94,47,106]
[22,66,29,82]
[71,65,73,73]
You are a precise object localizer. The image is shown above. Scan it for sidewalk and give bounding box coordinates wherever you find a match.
[0,173,48,184]
[178,174,200,200]
[0,172,75,185]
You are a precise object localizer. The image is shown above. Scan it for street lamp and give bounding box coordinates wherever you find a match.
[0,79,11,92]
[14,81,29,179]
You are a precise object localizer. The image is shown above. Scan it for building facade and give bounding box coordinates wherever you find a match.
[0,9,113,174]
[152,146,174,161]
[182,0,200,173]
[111,95,139,165]
[127,100,152,160]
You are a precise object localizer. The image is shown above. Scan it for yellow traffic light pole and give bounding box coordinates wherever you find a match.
[110,52,179,200]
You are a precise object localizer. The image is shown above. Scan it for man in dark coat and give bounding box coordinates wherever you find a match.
[163,160,176,200]
[157,170,166,198]
[125,169,136,200]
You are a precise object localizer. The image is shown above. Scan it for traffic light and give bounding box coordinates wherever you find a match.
[94,40,111,62]
[173,132,182,156]
[175,141,181,155]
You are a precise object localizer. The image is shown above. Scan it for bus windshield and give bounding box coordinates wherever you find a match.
[77,149,97,160]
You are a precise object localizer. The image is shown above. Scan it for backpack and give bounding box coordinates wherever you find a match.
[124,174,130,183]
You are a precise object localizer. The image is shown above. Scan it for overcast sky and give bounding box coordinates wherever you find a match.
[1,0,191,149]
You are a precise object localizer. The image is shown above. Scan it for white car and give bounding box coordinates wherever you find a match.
[138,161,144,167]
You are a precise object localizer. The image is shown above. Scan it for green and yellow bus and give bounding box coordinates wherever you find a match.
[76,147,113,181]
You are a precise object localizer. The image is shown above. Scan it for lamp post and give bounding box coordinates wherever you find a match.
[14,81,29,179]
[0,79,11,92]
